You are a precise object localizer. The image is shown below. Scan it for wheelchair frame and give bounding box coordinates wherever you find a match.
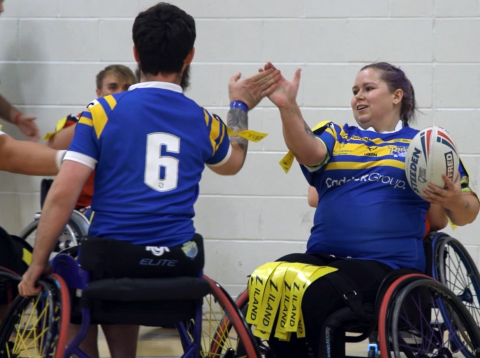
[232,231,480,358]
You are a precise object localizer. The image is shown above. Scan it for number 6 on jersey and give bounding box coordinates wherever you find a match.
[145,133,180,192]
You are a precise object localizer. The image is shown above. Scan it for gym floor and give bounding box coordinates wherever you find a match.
[97,326,371,357]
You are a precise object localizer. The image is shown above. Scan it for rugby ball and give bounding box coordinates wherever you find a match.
[405,126,459,197]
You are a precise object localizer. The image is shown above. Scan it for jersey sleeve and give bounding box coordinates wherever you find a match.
[204,111,232,167]
[458,159,478,199]
[302,122,338,173]
[63,110,99,169]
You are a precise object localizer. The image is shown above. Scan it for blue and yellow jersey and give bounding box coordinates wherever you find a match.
[303,122,470,272]
[64,82,231,247]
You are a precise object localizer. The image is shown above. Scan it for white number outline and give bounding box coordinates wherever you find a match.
[144,132,180,192]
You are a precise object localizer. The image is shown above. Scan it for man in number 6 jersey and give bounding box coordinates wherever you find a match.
[18,3,281,358]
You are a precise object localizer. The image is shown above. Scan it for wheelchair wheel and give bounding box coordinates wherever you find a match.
[435,236,480,328]
[380,277,480,358]
[0,274,70,358]
[188,276,261,358]
[234,288,273,358]
[19,210,89,251]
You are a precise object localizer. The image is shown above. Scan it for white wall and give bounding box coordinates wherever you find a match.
[1,0,479,296]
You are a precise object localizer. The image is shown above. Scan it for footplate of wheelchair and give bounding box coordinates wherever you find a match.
[77,276,211,326]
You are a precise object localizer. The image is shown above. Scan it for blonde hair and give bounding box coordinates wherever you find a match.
[96,65,137,90]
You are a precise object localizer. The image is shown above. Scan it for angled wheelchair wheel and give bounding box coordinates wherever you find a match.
[19,210,89,252]
[380,277,480,358]
[0,274,70,358]
[185,276,261,358]
[233,288,273,358]
[435,236,480,328]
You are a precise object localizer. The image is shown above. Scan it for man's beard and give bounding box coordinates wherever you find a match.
[136,64,191,92]
[179,65,191,91]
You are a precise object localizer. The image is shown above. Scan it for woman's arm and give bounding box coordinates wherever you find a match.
[308,186,319,208]
[427,203,448,231]
[423,174,479,226]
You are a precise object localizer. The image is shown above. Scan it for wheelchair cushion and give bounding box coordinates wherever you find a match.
[74,277,210,326]
[82,276,210,302]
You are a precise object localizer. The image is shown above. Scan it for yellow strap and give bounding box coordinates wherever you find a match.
[286,266,337,332]
[246,262,282,326]
[297,311,306,338]
[0,124,2,131]
[279,151,295,174]
[279,120,331,173]
[226,127,268,143]
[255,263,289,334]
[22,248,32,266]
[248,262,339,341]
[273,263,308,339]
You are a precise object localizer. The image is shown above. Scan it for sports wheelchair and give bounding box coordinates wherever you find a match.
[0,249,262,358]
[18,179,89,251]
[230,232,480,358]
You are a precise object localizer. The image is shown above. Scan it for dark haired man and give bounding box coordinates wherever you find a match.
[19,3,280,357]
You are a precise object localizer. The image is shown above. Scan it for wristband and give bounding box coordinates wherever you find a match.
[230,101,248,113]
[55,150,67,170]
[13,113,22,125]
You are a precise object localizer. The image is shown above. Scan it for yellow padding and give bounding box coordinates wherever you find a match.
[22,248,32,266]
[246,262,337,341]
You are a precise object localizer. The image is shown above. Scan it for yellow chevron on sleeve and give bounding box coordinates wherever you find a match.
[203,110,211,126]
[103,95,117,110]
[311,120,331,132]
[79,117,93,127]
[90,104,109,139]
[209,115,220,154]
[216,123,226,151]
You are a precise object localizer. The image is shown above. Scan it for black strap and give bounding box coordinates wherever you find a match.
[323,271,373,325]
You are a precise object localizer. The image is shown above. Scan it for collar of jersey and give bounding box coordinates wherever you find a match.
[128,81,183,93]
[360,120,403,134]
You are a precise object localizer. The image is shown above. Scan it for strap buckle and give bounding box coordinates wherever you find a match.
[343,290,357,300]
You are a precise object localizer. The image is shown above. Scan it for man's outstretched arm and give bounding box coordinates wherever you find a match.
[0,134,62,175]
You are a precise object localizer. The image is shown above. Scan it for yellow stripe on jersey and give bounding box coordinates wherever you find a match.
[216,122,226,152]
[90,103,109,139]
[79,116,93,127]
[203,109,211,126]
[325,159,405,171]
[209,114,221,155]
[103,95,117,111]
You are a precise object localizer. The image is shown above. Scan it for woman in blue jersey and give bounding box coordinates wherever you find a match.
[263,61,479,358]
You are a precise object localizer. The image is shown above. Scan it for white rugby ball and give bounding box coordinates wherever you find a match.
[405,126,459,197]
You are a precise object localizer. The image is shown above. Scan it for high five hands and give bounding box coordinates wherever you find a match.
[259,62,302,109]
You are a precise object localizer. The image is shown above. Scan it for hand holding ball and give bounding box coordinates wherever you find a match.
[405,126,459,198]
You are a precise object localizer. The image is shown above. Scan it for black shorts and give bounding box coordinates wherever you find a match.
[80,234,205,281]
[0,227,32,305]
